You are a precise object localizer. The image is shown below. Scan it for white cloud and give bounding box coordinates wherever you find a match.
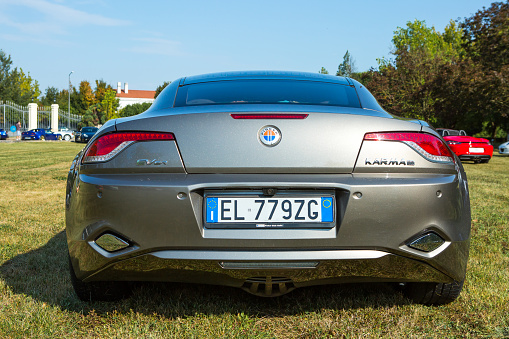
[0,0,129,37]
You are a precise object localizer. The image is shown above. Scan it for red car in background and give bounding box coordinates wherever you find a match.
[437,128,493,163]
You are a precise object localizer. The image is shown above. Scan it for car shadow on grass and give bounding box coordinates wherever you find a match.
[0,231,411,317]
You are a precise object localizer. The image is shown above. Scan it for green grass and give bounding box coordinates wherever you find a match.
[0,142,508,338]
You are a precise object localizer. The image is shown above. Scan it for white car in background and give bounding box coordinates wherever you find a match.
[499,141,509,155]
[58,127,74,141]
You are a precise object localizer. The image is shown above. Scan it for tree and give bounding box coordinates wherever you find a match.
[80,103,102,128]
[119,102,152,117]
[364,20,466,125]
[318,67,329,74]
[94,79,113,103]
[336,50,356,77]
[0,50,13,101]
[101,89,120,121]
[41,86,59,106]
[462,1,509,71]
[154,81,170,99]
[78,81,94,112]
[460,2,509,137]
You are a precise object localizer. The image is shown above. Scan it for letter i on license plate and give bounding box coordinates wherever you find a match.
[205,196,334,224]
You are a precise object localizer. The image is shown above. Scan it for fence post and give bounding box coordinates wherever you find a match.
[51,104,59,132]
[28,103,37,130]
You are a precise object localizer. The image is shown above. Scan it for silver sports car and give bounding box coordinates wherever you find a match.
[66,71,470,304]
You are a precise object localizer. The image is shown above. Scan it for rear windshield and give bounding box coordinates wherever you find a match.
[82,127,98,132]
[174,80,361,108]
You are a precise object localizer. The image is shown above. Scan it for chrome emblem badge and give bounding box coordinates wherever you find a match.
[259,126,282,147]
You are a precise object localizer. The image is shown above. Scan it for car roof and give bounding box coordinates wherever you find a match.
[182,70,351,85]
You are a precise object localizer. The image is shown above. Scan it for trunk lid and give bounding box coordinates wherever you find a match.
[115,106,422,174]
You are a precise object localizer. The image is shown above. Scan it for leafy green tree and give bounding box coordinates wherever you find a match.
[462,2,509,71]
[41,86,60,106]
[101,89,120,121]
[94,79,113,103]
[0,50,13,101]
[78,80,94,112]
[154,81,170,99]
[319,67,329,74]
[80,103,102,128]
[392,20,464,62]
[119,102,152,117]
[336,51,356,77]
[364,20,466,125]
[460,2,509,137]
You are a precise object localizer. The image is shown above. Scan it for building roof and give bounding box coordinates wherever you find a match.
[116,89,156,99]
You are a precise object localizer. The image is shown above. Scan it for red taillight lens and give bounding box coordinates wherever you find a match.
[230,114,308,119]
[83,132,174,163]
[364,132,455,163]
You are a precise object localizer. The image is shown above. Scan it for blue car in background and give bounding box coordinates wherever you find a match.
[21,128,62,141]
[0,129,8,140]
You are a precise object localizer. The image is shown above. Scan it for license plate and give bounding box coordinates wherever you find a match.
[205,195,334,228]
[469,147,484,153]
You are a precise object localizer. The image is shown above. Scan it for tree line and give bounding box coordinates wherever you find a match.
[322,2,509,139]
[1,2,507,135]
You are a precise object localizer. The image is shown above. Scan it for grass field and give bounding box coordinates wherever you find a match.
[0,142,508,338]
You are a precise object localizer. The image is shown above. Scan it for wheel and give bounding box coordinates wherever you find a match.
[64,134,71,141]
[58,135,62,141]
[68,255,131,301]
[404,280,464,305]
[40,135,45,141]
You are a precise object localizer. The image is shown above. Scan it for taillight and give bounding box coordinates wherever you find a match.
[83,132,175,163]
[364,132,455,163]
[230,114,308,119]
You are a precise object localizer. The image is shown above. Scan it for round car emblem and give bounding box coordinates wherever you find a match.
[259,126,282,147]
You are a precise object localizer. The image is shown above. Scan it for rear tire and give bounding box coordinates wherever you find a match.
[40,135,45,141]
[58,135,62,141]
[68,256,131,301]
[404,280,464,305]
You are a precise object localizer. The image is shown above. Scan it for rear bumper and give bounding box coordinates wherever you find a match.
[458,154,491,161]
[66,172,471,286]
[77,241,469,287]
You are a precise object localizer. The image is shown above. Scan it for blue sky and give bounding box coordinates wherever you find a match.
[0,0,496,94]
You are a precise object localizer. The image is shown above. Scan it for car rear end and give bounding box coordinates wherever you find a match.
[66,73,470,303]
[444,136,493,162]
[22,130,38,140]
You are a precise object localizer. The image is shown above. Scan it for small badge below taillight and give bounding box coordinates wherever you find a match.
[83,132,175,163]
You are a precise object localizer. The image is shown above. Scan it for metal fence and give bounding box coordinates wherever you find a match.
[0,101,29,133]
[0,101,81,136]
[37,105,51,129]
[58,109,81,131]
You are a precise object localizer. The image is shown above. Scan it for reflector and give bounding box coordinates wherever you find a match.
[408,232,445,252]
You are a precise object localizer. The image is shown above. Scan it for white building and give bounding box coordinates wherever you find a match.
[116,82,156,109]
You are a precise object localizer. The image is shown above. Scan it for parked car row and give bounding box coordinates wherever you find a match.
[7,126,99,143]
